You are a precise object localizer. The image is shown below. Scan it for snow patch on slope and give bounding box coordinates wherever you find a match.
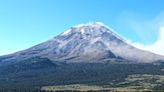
[61,29,71,35]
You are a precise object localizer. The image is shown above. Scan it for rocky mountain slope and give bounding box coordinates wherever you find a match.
[0,22,164,64]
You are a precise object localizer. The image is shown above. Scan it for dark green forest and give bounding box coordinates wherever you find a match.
[0,57,164,92]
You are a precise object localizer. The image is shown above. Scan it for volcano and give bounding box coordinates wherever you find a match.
[1,22,164,91]
[1,22,164,64]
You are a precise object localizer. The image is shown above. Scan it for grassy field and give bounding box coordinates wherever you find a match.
[41,74,164,92]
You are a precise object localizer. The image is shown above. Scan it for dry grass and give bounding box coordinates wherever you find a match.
[41,74,164,92]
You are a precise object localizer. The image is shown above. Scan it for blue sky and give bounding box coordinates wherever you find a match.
[0,0,164,55]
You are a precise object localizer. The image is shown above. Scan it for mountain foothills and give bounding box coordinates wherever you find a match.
[0,22,164,92]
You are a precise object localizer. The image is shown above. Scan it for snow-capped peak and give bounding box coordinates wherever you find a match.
[61,22,126,43]
[62,22,112,34]
[61,22,104,36]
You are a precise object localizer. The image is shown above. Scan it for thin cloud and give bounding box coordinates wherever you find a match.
[132,26,164,55]
[127,12,164,55]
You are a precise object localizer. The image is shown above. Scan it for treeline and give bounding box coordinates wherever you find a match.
[0,88,40,92]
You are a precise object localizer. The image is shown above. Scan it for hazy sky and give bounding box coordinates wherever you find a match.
[0,0,164,55]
